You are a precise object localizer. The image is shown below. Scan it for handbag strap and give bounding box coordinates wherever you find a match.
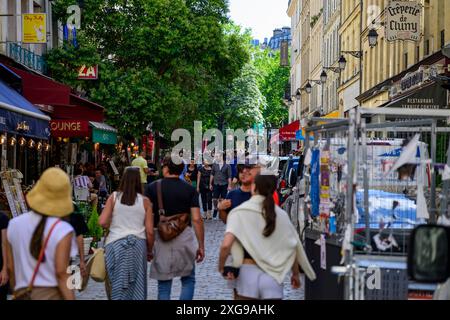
[156,180,165,216]
[29,219,61,290]
[104,192,118,239]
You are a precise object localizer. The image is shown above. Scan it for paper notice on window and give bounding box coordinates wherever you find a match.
[320,234,327,270]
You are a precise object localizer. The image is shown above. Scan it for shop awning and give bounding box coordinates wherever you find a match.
[8,66,105,122]
[279,120,300,142]
[9,66,71,105]
[381,82,447,111]
[0,79,50,139]
[324,110,340,118]
[90,122,118,145]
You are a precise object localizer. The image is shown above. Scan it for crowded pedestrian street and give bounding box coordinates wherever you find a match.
[76,220,304,301]
[1,0,450,309]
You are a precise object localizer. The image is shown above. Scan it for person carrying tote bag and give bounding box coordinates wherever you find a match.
[88,193,118,284]
[99,167,154,300]
[6,168,77,300]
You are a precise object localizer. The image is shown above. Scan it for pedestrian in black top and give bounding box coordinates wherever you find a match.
[68,205,89,279]
[197,160,213,220]
[186,159,199,188]
[0,212,9,300]
[210,153,232,219]
[145,156,205,300]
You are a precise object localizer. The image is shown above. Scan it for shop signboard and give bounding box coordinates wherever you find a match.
[93,128,117,145]
[22,14,47,44]
[385,1,421,42]
[388,83,448,111]
[78,65,99,80]
[109,160,119,176]
[280,40,289,67]
[50,120,90,137]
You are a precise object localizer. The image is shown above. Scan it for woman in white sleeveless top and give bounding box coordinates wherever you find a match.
[6,168,77,300]
[99,167,154,300]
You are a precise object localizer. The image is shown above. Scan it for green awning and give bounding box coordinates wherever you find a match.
[90,121,117,145]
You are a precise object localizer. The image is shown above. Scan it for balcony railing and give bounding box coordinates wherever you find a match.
[7,42,47,74]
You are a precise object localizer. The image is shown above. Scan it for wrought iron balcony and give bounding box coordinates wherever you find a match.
[7,42,47,74]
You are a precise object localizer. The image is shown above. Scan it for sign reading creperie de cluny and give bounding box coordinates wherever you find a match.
[386,1,421,42]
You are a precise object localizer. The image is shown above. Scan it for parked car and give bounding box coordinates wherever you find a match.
[278,156,302,193]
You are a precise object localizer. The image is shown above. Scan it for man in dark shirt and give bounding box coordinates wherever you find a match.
[0,212,9,300]
[144,156,204,300]
[218,164,256,224]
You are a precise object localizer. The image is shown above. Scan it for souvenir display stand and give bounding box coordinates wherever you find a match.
[301,108,450,300]
[0,170,27,218]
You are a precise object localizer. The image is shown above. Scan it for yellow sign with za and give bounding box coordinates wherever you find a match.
[22,14,47,43]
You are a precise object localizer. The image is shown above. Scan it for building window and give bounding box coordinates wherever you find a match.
[441,30,445,48]
[404,53,408,69]
[425,39,430,56]
[415,46,420,63]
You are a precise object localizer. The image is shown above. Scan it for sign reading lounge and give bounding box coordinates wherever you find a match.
[50,120,89,137]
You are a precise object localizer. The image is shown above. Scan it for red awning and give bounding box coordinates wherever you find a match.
[7,66,105,122]
[50,120,90,138]
[51,103,104,123]
[279,120,300,142]
[70,94,104,111]
[9,66,71,105]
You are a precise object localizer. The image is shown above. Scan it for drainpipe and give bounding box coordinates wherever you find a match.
[46,0,53,52]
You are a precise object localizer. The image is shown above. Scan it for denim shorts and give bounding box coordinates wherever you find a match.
[235,264,283,300]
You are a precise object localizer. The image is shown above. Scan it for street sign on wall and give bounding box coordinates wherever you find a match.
[385,1,421,42]
[22,14,47,43]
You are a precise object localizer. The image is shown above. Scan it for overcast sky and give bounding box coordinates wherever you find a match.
[228,0,291,41]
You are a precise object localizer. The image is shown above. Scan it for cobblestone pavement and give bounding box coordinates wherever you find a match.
[77,220,304,300]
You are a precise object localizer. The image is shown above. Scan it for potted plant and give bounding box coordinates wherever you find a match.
[86,205,103,254]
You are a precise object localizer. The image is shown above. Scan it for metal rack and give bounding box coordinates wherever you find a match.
[301,107,450,300]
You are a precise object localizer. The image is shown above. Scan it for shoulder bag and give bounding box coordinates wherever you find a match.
[90,192,117,282]
[12,219,61,300]
[157,179,190,242]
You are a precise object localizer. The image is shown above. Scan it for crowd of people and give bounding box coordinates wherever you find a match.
[0,150,315,301]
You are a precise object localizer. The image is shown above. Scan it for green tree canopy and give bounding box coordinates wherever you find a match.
[46,0,250,137]
[253,49,290,128]
[223,63,265,130]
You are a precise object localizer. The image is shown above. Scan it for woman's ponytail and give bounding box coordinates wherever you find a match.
[30,215,48,261]
[255,174,278,237]
[262,194,276,237]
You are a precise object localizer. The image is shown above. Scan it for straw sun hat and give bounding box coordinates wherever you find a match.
[26,167,74,217]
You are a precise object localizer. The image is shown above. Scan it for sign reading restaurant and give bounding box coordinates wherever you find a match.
[385,1,421,42]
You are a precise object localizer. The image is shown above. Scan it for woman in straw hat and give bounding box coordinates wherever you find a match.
[6,168,77,300]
